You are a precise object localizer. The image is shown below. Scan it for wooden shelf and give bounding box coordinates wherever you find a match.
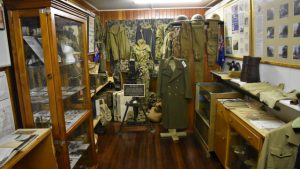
[66,110,91,138]
[90,77,114,98]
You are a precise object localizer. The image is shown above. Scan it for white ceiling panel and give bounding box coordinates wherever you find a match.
[84,0,220,10]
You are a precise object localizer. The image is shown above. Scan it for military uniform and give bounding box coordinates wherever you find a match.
[207,19,220,66]
[157,58,192,129]
[155,24,167,60]
[106,24,130,61]
[191,15,206,82]
[180,22,193,61]
[131,39,151,98]
[136,22,156,59]
[257,122,300,169]
[162,27,181,59]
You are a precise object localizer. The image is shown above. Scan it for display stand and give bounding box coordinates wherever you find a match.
[160,129,187,141]
[119,97,150,132]
[118,84,152,132]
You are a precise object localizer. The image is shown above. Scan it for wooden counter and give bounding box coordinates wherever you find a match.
[214,99,285,169]
[1,129,57,169]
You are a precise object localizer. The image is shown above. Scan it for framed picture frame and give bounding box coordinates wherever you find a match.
[223,0,251,58]
[0,4,5,30]
[253,0,300,68]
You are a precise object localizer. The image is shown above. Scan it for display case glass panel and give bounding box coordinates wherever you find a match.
[21,16,52,128]
[68,121,93,169]
[54,16,89,131]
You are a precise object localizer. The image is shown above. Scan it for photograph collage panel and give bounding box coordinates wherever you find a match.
[262,0,300,61]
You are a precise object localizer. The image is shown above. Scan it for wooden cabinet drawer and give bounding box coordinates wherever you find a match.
[228,113,262,150]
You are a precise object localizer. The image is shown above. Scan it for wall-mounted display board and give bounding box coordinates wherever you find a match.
[253,0,300,67]
[0,1,11,68]
[223,0,251,58]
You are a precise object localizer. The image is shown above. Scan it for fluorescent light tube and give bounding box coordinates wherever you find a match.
[133,0,202,4]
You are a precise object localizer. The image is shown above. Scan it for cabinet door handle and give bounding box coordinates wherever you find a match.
[247,136,252,140]
[47,74,53,80]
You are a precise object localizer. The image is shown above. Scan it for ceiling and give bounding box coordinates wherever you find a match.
[84,0,220,11]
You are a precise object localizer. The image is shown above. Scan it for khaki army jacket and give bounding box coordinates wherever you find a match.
[106,24,130,61]
[257,122,300,169]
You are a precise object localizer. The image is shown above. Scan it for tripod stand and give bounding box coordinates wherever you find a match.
[119,97,150,132]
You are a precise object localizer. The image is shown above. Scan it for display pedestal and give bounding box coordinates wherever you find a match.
[119,97,150,132]
[160,129,187,141]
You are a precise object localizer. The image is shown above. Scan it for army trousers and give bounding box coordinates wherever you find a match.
[192,21,205,82]
[207,20,220,66]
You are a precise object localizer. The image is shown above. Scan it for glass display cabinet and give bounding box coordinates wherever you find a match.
[5,0,97,168]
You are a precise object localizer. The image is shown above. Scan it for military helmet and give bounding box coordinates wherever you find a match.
[210,14,220,20]
[191,14,204,21]
[174,15,189,22]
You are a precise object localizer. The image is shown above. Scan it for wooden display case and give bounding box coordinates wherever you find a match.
[1,129,57,169]
[194,82,240,156]
[5,0,97,168]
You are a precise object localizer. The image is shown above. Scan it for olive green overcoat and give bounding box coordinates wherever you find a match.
[157,58,192,129]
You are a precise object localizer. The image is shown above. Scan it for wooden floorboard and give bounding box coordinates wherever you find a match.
[97,123,223,169]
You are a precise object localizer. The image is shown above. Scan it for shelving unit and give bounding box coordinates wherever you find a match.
[5,1,97,168]
[194,82,240,156]
[90,76,114,98]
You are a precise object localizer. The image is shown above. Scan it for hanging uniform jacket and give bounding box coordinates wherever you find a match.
[157,58,192,129]
[136,23,156,60]
[155,24,167,60]
[106,24,130,61]
[162,27,181,59]
[131,39,151,98]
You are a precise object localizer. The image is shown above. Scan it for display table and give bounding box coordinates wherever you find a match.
[215,99,285,169]
[1,128,57,169]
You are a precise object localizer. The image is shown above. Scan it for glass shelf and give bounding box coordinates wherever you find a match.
[30,86,86,104]
[67,121,93,169]
[65,110,88,131]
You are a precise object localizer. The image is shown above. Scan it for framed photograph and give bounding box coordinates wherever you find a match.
[0,4,5,30]
[233,40,239,50]
[279,25,288,38]
[267,8,274,20]
[225,37,233,54]
[295,0,300,16]
[293,45,300,59]
[267,46,274,57]
[294,23,300,37]
[279,3,289,18]
[267,27,274,39]
[279,45,288,58]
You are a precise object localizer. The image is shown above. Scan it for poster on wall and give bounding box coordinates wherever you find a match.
[254,0,300,65]
[224,0,250,57]
[88,15,95,54]
[0,3,4,30]
[232,4,239,33]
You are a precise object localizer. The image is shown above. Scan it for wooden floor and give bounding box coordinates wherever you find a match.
[97,123,223,169]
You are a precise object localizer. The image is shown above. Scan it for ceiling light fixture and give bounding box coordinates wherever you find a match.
[133,0,202,4]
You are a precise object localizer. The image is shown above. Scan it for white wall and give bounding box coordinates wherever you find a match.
[225,58,300,92]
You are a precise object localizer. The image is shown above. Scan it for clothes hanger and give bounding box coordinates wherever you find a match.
[292,117,300,129]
